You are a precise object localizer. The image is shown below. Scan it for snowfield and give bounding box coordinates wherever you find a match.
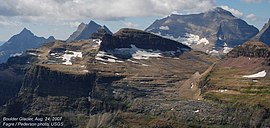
[95,51,124,63]
[223,47,233,54]
[10,52,23,57]
[152,32,209,46]
[57,51,82,65]
[159,26,170,30]
[243,70,267,78]
[115,45,162,59]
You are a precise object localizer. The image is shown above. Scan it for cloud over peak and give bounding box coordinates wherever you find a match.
[220,6,244,18]
[0,0,215,23]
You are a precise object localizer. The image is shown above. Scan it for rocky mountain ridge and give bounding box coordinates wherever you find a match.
[66,20,112,42]
[146,7,259,55]
[0,28,55,63]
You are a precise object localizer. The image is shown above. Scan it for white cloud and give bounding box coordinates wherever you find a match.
[220,6,244,18]
[63,21,82,28]
[246,13,257,21]
[0,0,215,23]
[0,16,20,27]
[241,0,270,3]
[123,22,139,28]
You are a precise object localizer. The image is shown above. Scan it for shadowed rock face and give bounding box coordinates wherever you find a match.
[66,22,87,42]
[100,28,191,52]
[0,55,36,106]
[146,7,259,53]
[0,28,55,63]
[253,19,270,46]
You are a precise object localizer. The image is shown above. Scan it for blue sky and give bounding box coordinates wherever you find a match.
[0,0,269,41]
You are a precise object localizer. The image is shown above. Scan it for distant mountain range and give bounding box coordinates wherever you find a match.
[66,20,112,42]
[0,28,55,63]
[145,7,259,55]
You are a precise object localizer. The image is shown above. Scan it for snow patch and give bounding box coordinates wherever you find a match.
[194,110,200,113]
[93,39,102,45]
[114,45,162,60]
[243,70,267,78]
[152,32,209,46]
[28,52,38,56]
[209,50,219,54]
[223,47,233,54]
[57,51,82,65]
[182,34,209,46]
[95,51,123,63]
[159,26,170,30]
[82,70,89,73]
[10,52,23,57]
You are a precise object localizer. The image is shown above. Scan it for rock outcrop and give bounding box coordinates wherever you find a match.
[227,41,270,58]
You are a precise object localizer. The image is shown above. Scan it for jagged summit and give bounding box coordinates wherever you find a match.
[19,28,34,36]
[253,18,270,46]
[66,20,112,42]
[47,36,55,40]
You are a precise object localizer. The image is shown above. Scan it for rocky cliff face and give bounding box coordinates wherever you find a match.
[0,54,36,106]
[0,28,55,63]
[146,7,259,55]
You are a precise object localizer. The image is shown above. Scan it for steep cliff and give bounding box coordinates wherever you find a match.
[0,54,36,106]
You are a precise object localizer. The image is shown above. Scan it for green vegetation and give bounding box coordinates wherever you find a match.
[203,66,270,108]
